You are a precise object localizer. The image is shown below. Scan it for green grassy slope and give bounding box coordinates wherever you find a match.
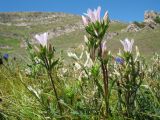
[0,12,81,53]
[0,12,160,59]
[52,23,160,59]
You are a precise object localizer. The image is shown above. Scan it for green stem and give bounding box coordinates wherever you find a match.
[48,71,63,116]
[99,42,109,116]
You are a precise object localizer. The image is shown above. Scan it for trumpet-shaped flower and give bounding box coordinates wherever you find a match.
[115,57,124,64]
[3,54,9,60]
[120,38,134,53]
[82,6,101,26]
[82,6,109,39]
[35,32,48,47]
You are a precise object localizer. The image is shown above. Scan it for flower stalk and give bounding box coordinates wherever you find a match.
[34,32,63,116]
[82,6,110,116]
[99,41,110,116]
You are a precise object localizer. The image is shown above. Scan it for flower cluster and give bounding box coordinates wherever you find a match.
[120,38,134,53]
[82,6,109,39]
[35,32,48,48]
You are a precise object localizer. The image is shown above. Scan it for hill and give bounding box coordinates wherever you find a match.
[0,12,159,59]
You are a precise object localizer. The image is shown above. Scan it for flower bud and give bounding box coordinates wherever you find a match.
[102,41,107,59]
[103,11,109,22]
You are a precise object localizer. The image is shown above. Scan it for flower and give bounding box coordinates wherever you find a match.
[35,32,48,47]
[3,54,9,60]
[82,16,89,26]
[120,38,134,53]
[82,6,109,39]
[115,57,124,64]
[82,6,101,26]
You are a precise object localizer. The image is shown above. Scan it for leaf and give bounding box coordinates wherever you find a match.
[50,59,59,69]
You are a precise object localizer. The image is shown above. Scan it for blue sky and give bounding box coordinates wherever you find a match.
[0,0,160,22]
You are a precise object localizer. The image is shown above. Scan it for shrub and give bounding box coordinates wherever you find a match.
[154,16,160,24]
[133,21,145,28]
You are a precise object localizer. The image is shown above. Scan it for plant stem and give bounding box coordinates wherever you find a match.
[99,43,109,116]
[48,71,63,116]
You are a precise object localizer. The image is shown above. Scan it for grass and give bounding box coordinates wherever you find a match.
[107,27,160,59]
[0,13,160,119]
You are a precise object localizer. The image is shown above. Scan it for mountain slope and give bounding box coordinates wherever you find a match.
[0,12,159,59]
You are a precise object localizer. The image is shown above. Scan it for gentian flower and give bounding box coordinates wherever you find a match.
[115,57,124,64]
[120,38,134,53]
[82,6,101,26]
[82,6,109,39]
[3,54,9,61]
[35,32,48,47]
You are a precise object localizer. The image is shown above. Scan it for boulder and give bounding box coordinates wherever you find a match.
[144,10,158,23]
[125,23,141,32]
[144,10,159,29]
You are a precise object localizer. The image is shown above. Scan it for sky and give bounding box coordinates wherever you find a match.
[0,0,160,22]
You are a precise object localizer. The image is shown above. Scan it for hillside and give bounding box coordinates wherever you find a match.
[0,12,160,59]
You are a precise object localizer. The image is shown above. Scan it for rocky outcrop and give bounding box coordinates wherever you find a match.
[0,12,77,26]
[125,23,141,32]
[144,21,157,29]
[123,10,160,33]
[144,11,160,29]
[47,22,84,39]
[144,11,159,23]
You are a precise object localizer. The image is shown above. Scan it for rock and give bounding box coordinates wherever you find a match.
[144,10,159,23]
[125,23,141,32]
[144,21,157,29]
[144,10,160,29]
[47,22,84,39]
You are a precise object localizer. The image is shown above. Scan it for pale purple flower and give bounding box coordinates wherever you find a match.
[35,32,48,47]
[82,16,89,26]
[3,54,9,60]
[120,38,134,53]
[82,6,101,26]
